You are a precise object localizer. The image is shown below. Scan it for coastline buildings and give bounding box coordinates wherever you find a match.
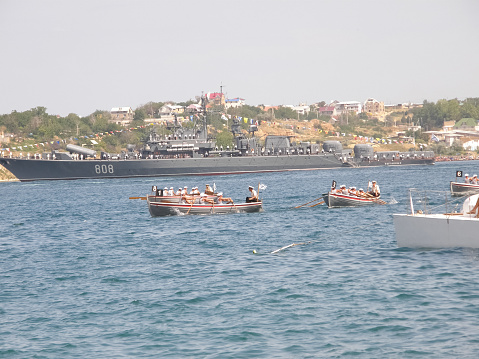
[363,98,385,114]
[110,107,134,126]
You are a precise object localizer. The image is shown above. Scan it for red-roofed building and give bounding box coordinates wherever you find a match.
[206,92,225,106]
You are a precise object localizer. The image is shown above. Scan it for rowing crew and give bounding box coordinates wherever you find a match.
[157,184,215,197]
[182,192,234,205]
[464,174,478,185]
[332,180,380,198]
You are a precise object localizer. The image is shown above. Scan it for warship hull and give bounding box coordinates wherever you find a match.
[0,154,350,181]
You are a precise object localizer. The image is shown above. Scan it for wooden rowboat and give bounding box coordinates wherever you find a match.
[450,181,479,197]
[322,192,383,208]
[147,195,263,217]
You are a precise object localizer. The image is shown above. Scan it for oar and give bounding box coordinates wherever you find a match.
[129,196,146,200]
[186,202,194,215]
[373,198,387,205]
[309,200,325,207]
[293,197,323,209]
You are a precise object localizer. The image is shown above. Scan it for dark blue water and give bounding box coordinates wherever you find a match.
[2,161,479,358]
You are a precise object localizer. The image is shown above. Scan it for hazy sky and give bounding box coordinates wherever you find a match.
[1,0,478,116]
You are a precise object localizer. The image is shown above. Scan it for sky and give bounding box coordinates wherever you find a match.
[1,0,478,117]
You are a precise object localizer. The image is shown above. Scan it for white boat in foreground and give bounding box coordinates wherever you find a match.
[393,190,479,248]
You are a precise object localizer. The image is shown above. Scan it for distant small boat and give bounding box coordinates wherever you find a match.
[450,181,479,197]
[322,192,383,208]
[393,189,479,248]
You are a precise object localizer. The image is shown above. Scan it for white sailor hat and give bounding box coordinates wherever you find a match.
[474,174,477,177]
[170,186,174,189]
[465,174,469,177]
[351,186,356,189]
[249,186,253,189]
[340,185,346,188]
[217,192,223,196]
[184,186,188,188]
[163,187,168,190]
[359,188,364,191]
[372,180,377,183]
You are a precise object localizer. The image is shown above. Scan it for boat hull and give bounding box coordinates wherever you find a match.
[322,192,381,208]
[0,152,434,182]
[0,155,348,181]
[393,213,479,248]
[450,181,479,197]
[147,198,263,217]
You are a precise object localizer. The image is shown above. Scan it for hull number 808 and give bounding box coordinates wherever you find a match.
[95,164,114,174]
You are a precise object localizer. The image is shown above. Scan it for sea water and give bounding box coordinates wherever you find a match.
[1,161,479,358]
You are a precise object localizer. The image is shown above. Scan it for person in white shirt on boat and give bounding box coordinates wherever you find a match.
[205,184,214,195]
[217,192,234,204]
[357,188,366,198]
[465,174,470,183]
[163,187,169,196]
[348,186,357,196]
[246,186,259,202]
[200,193,215,204]
[472,175,478,185]
[339,185,348,195]
[182,191,195,204]
[168,187,175,196]
[368,181,380,197]
[176,188,182,196]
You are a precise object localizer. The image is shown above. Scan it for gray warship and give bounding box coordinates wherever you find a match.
[0,100,435,182]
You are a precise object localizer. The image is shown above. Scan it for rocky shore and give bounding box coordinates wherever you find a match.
[0,165,18,182]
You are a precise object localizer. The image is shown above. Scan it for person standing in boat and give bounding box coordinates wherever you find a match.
[205,184,214,195]
[246,186,259,203]
[368,181,380,197]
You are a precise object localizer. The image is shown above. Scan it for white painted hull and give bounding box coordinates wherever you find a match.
[393,213,479,248]
[147,198,263,217]
[322,192,381,208]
